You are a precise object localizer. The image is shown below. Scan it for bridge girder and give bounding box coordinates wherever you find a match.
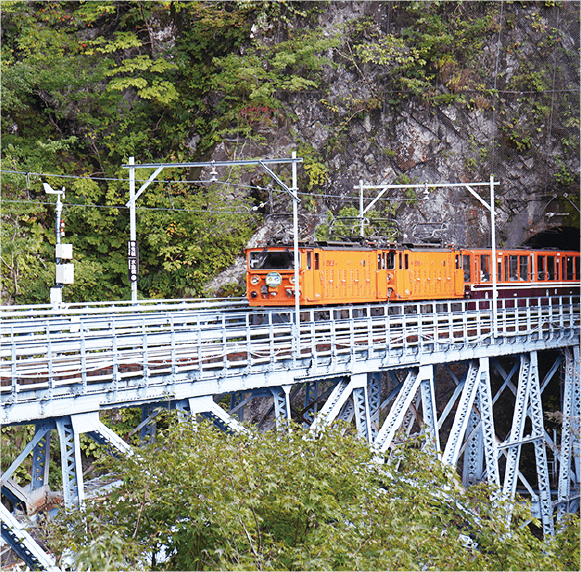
[1,296,579,569]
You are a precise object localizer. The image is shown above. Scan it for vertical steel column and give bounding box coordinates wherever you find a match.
[140,403,158,444]
[56,416,84,508]
[270,386,291,430]
[352,385,371,442]
[527,352,554,536]
[1,422,54,507]
[476,357,500,487]
[501,353,554,535]
[462,409,483,486]
[419,365,440,453]
[557,345,580,521]
[367,372,381,441]
[502,355,531,500]
[230,392,245,423]
[303,381,319,428]
[30,424,51,491]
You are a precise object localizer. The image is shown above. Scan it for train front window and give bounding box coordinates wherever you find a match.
[378,252,395,270]
[463,255,471,282]
[566,256,574,280]
[249,250,298,270]
[537,256,546,280]
[508,255,519,281]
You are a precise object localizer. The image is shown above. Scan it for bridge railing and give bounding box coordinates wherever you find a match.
[0,296,249,320]
[1,296,579,406]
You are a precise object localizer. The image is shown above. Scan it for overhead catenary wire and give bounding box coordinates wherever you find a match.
[0,199,263,216]
[2,168,335,205]
[1,168,498,204]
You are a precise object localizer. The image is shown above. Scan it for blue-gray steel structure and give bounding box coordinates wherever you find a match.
[1,295,579,569]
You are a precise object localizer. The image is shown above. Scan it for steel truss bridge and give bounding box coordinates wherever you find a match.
[1,295,579,571]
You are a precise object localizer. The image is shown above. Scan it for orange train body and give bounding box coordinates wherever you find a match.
[245,243,580,307]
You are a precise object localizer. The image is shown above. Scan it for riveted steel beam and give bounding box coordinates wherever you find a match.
[557,345,581,522]
[376,369,421,452]
[442,361,481,466]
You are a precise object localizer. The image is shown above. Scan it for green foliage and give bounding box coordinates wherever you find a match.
[211,29,338,139]
[297,142,328,193]
[345,2,499,106]
[48,419,579,571]
[554,159,576,188]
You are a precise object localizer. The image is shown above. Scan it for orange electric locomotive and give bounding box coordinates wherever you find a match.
[245,241,580,307]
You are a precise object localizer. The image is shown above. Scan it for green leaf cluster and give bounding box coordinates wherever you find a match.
[48,419,579,571]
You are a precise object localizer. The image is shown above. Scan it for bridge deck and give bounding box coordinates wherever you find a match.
[2,296,578,425]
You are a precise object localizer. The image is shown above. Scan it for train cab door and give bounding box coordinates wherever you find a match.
[454,253,465,296]
[376,250,397,300]
[303,250,321,303]
[377,251,387,299]
[395,251,412,299]
[312,250,322,302]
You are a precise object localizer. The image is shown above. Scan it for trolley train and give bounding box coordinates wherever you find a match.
[245,241,580,307]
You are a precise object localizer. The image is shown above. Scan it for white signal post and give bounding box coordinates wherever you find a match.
[43,182,74,306]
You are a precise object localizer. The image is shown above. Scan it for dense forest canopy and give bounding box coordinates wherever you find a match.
[1,1,579,304]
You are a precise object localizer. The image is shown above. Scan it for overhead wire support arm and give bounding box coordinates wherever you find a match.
[258,160,302,203]
[125,166,164,208]
[121,155,304,307]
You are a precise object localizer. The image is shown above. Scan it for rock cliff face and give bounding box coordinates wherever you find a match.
[207,1,579,294]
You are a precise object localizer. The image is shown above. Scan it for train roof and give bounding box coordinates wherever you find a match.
[250,238,580,253]
[249,239,458,251]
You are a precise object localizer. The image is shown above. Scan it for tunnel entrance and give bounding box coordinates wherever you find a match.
[523,226,580,251]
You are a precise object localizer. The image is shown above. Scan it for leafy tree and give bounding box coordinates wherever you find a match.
[49,418,579,571]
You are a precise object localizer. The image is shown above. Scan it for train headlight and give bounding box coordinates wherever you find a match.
[289,276,296,284]
[250,275,260,285]
[265,272,282,287]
